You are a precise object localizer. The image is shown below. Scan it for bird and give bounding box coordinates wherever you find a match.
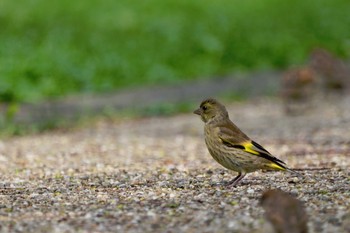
[193,98,299,186]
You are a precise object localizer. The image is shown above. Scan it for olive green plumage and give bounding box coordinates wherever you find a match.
[194,98,298,186]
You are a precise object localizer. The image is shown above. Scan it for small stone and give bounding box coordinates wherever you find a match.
[247,188,255,194]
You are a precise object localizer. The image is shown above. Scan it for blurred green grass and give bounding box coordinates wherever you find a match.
[1,0,349,103]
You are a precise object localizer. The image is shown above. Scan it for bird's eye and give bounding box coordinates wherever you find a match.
[202,105,207,111]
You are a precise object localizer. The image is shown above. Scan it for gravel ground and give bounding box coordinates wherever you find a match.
[0,97,349,233]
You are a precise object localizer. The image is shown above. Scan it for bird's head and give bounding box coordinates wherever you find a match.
[193,98,228,123]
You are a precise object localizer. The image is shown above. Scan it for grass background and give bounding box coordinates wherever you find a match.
[0,0,350,104]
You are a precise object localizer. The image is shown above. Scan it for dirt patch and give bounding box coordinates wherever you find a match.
[0,96,349,232]
[10,71,280,125]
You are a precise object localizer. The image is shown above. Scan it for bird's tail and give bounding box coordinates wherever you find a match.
[268,162,303,177]
[286,168,303,177]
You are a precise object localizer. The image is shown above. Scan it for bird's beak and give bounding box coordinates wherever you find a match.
[193,108,202,115]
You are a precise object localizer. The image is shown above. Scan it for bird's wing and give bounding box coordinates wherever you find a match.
[218,127,287,169]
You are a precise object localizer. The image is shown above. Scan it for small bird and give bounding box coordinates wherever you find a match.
[194,98,298,186]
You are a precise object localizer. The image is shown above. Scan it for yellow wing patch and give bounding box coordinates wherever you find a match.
[267,163,286,171]
[242,141,287,171]
[242,142,259,155]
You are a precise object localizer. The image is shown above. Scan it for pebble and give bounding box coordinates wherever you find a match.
[247,188,255,194]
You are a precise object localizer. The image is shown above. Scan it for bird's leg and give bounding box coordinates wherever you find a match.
[226,173,246,186]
